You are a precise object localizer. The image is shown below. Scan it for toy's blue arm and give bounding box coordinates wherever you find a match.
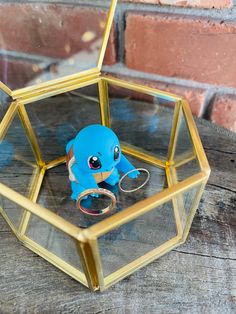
[117,153,140,178]
[72,164,99,189]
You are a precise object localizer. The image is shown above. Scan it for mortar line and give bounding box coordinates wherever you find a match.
[2,1,236,19]
[0,0,113,8]
[118,2,236,20]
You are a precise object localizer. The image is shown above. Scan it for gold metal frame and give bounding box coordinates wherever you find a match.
[0,0,210,291]
[0,75,210,291]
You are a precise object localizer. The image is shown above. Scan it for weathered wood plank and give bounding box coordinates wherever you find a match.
[176,185,236,260]
[0,230,235,313]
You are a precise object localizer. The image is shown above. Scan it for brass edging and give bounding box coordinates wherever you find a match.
[88,238,105,291]
[18,166,46,236]
[18,77,101,105]
[168,166,186,230]
[103,76,182,102]
[0,101,20,141]
[121,143,166,168]
[182,101,211,176]
[12,69,99,100]
[167,101,182,163]
[98,79,111,127]
[17,104,45,167]
[0,81,12,96]
[165,166,183,237]
[97,0,118,70]
[46,156,66,170]
[76,240,100,291]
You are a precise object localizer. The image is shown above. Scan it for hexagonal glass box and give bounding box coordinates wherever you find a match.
[0,0,210,291]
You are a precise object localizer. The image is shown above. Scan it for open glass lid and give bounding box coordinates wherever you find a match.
[0,0,117,94]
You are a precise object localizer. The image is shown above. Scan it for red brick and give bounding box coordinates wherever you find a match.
[0,3,116,64]
[125,14,236,88]
[148,80,206,117]
[0,58,42,90]
[104,74,206,116]
[210,94,236,132]
[122,0,233,9]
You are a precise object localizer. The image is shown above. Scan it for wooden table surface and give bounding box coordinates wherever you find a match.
[0,100,235,313]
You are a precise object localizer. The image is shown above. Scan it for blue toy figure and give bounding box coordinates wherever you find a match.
[66,124,140,201]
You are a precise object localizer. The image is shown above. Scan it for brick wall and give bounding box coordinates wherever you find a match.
[0,0,236,132]
[109,0,236,132]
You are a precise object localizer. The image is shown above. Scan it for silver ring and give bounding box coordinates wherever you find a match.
[119,168,150,193]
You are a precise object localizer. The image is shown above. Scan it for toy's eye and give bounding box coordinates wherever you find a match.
[114,146,120,161]
[88,156,101,170]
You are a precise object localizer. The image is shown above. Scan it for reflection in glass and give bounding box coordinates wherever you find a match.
[108,84,176,160]
[25,85,101,162]
[175,158,201,183]
[174,184,200,230]
[0,196,24,229]
[98,200,176,277]
[0,2,111,90]
[26,214,83,271]
[183,185,200,219]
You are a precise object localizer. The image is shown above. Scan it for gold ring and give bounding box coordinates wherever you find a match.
[77,188,116,216]
[119,168,150,193]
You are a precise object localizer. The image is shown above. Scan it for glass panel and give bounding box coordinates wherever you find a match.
[175,158,201,183]
[0,196,24,229]
[98,200,176,277]
[108,83,176,160]
[174,108,195,164]
[0,114,38,195]
[173,184,201,231]
[25,84,101,162]
[0,1,113,90]
[26,214,83,272]
[183,184,200,218]
[0,113,38,228]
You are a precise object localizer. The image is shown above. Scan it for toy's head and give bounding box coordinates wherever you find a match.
[73,124,121,173]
